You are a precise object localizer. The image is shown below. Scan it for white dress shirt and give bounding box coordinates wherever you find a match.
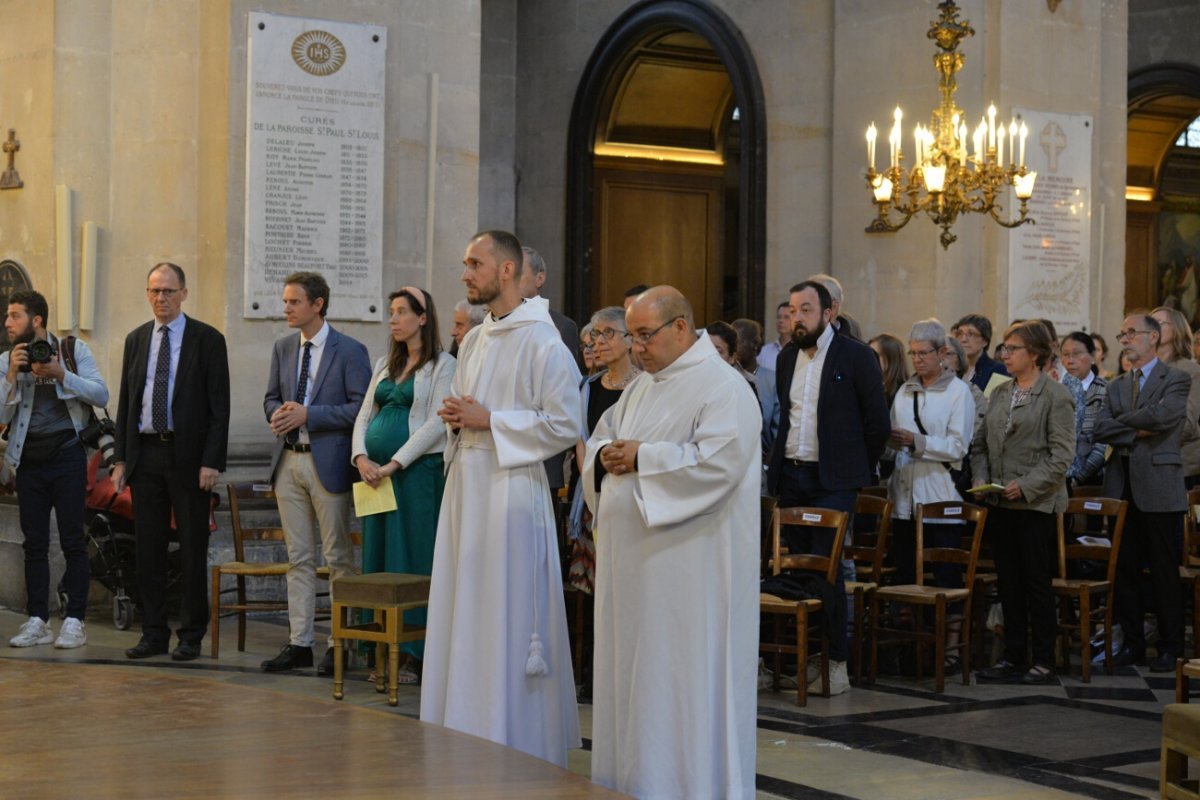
[139,313,186,433]
[784,323,834,461]
[295,321,329,444]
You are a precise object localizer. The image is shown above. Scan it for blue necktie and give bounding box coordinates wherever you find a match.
[286,341,312,444]
[151,326,170,434]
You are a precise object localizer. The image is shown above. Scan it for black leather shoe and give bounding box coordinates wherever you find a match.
[1150,652,1178,673]
[171,641,201,662]
[125,637,168,659]
[261,644,313,672]
[317,648,336,677]
[1109,647,1143,669]
[977,660,1022,681]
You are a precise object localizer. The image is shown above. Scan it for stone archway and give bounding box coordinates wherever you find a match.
[565,0,766,324]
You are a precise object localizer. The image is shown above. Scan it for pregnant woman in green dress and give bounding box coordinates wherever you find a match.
[352,286,456,683]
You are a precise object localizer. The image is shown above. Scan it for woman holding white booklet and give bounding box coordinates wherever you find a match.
[970,320,1075,686]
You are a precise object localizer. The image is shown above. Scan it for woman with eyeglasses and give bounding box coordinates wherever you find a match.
[1151,306,1200,487]
[971,321,1075,685]
[566,306,640,699]
[884,319,975,665]
[568,308,641,588]
[1059,331,1108,488]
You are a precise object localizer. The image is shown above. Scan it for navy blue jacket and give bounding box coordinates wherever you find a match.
[970,351,1009,393]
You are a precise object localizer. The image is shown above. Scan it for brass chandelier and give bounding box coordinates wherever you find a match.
[864,1,1037,249]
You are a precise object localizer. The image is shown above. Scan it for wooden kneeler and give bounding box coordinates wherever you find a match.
[331,573,432,707]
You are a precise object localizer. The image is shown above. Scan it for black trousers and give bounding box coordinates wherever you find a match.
[1114,502,1184,659]
[990,507,1057,668]
[15,440,88,620]
[130,437,211,646]
[776,460,854,662]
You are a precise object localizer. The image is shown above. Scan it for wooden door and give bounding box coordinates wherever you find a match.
[592,159,723,324]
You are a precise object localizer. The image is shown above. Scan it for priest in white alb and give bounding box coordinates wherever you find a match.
[584,286,761,799]
[420,230,583,767]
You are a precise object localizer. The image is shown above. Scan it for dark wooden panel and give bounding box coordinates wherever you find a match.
[593,164,722,324]
[1125,203,1158,313]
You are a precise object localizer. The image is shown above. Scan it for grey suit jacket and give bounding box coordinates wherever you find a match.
[264,326,372,494]
[1092,360,1190,513]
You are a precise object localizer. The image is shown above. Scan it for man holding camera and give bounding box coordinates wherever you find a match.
[0,290,109,648]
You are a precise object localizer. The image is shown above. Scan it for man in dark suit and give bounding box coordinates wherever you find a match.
[766,279,890,695]
[113,263,230,661]
[1093,312,1190,672]
[520,246,580,493]
[261,271,371,675]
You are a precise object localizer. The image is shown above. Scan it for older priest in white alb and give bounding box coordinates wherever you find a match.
[420,230,583,767]
[584,287,761,799]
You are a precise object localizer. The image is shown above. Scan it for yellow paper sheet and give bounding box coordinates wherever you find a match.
[966,483,1006,494]
[353,480,397,517]
[982,372,1009,398]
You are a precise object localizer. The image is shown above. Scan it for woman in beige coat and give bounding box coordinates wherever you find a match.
[971,321,1076,685]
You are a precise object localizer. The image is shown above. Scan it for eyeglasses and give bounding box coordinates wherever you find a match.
[1115,329,1152,341]
[590,327,631,343]
[906,348,938,360]
[956,329,983,341]
[146,288,181,298]
[631,316,683,346]
[997,344,1027,356]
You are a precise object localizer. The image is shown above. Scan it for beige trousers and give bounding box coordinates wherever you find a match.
[274,450,355,648]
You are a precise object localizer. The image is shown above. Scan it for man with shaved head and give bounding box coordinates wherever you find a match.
[584,286,760,799]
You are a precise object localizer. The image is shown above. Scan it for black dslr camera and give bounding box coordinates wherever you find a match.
[18,339,57,373]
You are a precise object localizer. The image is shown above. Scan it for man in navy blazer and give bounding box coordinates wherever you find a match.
[766,280,890,695]
[261,271,371,675]
[114,263,230,661]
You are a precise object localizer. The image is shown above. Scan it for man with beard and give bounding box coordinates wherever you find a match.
[766,279,890,695]
[420,230,582,767]
[0,290,109,649]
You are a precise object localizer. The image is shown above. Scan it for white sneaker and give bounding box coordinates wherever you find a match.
[806,660,822,685]
[9,616,53,647]
[54,617,87,649]
[807,660,851,696]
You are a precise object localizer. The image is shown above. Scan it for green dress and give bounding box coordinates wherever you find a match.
[361,373,444,660]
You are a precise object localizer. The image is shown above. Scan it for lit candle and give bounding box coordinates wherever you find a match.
[1019,122,1028,167]
[988,104,996,151]
[867,124,877,170]
[1014,170,1037,199]
[893,107,903,167]
[914,124,922,166]
[997,128,1003,168]
[1008,121,1017,166]
[973,124,985,164]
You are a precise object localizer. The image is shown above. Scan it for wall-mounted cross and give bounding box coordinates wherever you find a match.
[1,129,23,190]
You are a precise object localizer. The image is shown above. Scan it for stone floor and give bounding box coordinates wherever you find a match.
[0,605,1176,799]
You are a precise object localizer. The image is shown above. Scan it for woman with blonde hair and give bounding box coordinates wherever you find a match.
[1152,305,1200,485]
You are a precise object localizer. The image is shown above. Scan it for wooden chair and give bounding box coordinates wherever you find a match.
[1182,488,1200,659]
[760,495,779,579]
[1177,658,1200,704]
[210,482,289,658]
[760,506,849,706]
[1161,703,1200,799]
[1053,496,1127,682]
[844,493,893,683]
[869,501,987,693]
[211,481,361,658]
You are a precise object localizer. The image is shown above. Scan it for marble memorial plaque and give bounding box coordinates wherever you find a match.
[244,12,386,320]
[1008,109,1092,333]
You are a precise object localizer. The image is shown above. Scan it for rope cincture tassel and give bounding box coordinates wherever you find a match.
[525,632,548,677]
